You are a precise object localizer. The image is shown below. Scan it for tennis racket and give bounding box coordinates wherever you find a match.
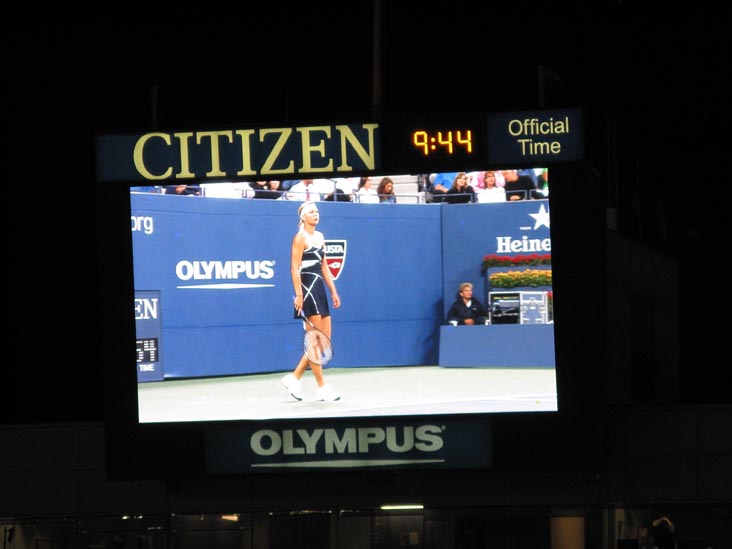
[300,312,333,366]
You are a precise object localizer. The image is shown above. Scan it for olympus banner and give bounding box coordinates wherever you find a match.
[204,418,492,473]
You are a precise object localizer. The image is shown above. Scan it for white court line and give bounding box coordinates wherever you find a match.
[138,366,557,423]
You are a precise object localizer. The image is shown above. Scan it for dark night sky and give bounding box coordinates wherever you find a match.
[10,7,727,185]
[6,5,729,423]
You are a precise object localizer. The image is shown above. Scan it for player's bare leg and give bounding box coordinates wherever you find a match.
[310,315,339,401]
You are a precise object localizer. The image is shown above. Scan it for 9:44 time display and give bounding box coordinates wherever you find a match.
[380,116,483,173]
[412,129,473,156]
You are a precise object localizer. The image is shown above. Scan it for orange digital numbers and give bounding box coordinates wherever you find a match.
[456,130,472,153]
[411,129,473,156]
[437,131,453,153]
[412,131,429,155]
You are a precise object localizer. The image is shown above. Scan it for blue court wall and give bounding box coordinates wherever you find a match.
[131,194,443,378]
[440,200,552,314]
[131,194,553,379]
[439,202,555,368]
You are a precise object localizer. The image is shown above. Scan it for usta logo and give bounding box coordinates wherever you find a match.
[324,239,347,280]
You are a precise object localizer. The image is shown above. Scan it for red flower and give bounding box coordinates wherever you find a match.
[481,253,552,272]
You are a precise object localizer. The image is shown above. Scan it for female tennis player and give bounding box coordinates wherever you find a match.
[281,201,341,402]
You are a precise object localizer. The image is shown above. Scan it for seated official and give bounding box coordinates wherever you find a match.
[446,282,488,325]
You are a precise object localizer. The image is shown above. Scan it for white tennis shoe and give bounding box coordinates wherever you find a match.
[281,374,303,401]
[316,384,341,402]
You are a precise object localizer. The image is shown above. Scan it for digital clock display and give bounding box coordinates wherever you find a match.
[380,115,484,173]
[412,129,473,156]
[136,337,159,363]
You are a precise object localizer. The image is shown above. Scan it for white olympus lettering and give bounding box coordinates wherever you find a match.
[176,260,275,281]
[250,425,444,457]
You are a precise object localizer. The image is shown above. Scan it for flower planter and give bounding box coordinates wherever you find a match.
[484,266,552,295]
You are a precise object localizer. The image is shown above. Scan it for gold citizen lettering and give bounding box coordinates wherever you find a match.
[235,129,256,176]
[173,132,195,179]
[336,123,378,171]
[133,133,173,180]
[196,131,233,177]
[259,128,294,175]
[131,123,380,181]
[298,126,333,173]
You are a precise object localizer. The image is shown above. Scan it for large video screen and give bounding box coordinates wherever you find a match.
[130,168,558,423]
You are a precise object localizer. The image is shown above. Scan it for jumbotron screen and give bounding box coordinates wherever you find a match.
[129,168,557,424]
[97,110,603,475]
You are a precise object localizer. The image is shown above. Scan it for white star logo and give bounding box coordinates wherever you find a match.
[529,204,551,229]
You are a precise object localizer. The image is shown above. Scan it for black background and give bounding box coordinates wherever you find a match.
[6,4,728,428]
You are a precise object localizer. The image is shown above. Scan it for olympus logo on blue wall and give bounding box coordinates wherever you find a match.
[175,259,276,289]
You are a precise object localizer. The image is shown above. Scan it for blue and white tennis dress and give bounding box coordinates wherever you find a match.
[295,244,330,319]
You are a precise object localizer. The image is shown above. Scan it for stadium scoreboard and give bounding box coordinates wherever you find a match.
[95,108,584,184]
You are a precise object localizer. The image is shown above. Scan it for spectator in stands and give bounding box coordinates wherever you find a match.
[164,184,201,196]
[428,171,457,203]
[268,180,285,199]
[251,180,283,199]
[467,171,484,190]
[377,177,397,203]
[502,169,537,201]
[534,168,549,198]
[287,179,322,201]
[324,188,350,201]
[334,177,359,196]
[468,170,505,190]
[355,176,380,203]
[495,170,506,187]
[323,179,352,202]
[445,172,477,204]
[650,516,676,549]
[447,282,489,325]
[249,180,271,199]
[518,168,540,187]
[476,170,506,203]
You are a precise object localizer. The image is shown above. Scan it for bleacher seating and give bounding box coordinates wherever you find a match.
[389,174,425,204]
[200,183,252,198]
[148,174,515,205]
